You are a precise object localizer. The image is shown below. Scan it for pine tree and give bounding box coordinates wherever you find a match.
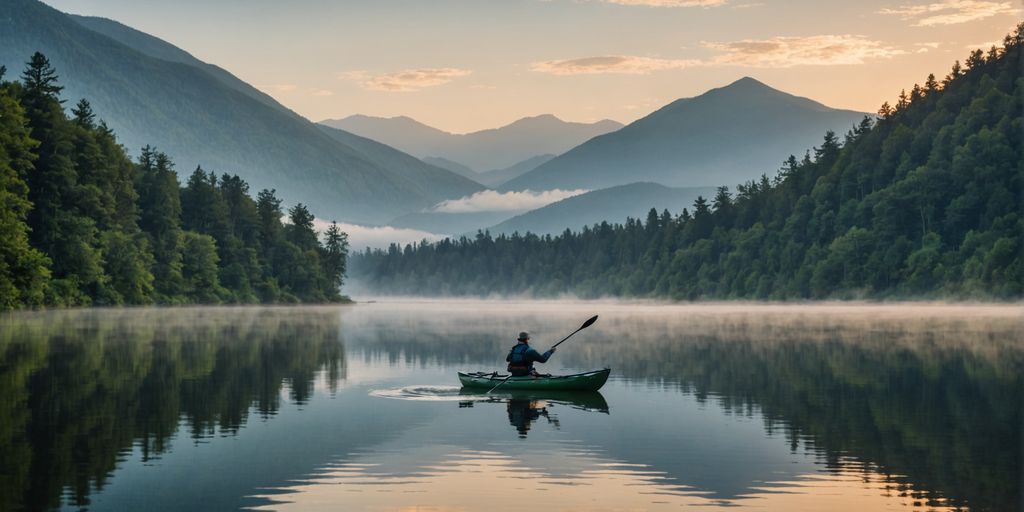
[137,147,184,300]
[323,221,349,296]
[0,76,50,309]
[20,53,105,305]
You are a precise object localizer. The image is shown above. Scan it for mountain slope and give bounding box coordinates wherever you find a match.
[421,156,481,182]
[68,14,294,117]
[476,154,556,188]
[502,78,866,192]
[388,211,520,236]
[488,183,715,236]
[0,0,482,223]
[321,114,623,171]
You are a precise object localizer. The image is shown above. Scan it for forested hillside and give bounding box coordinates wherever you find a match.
[0,54,348,310]
[351,26,1023,300]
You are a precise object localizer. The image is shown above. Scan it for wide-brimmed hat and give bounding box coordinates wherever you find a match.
[517,331,530,341]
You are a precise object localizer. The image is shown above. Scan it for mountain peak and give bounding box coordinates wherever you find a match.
[712,76,778,96]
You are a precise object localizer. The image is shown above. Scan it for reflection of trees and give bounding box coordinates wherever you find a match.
[349,307,1021,512]
[0,308,346,511]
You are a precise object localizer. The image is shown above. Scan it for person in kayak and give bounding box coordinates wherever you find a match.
[506,331,555,377]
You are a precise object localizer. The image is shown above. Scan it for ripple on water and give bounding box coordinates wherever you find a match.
[370,385,486,402]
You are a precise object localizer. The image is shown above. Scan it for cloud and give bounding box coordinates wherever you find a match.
[879,0,1019,26]
[531,55,701,75]
[534,35,907,75]
[964,39,1002,49]
[312,219,444,251]
[432,189,589,213]
[598,0,727,6]
[311,89,334,97]
[257,84,298,93]
[342,68,472,92]
[703,35,907,67]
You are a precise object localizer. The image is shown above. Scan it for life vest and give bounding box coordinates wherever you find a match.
[506,343,533,376]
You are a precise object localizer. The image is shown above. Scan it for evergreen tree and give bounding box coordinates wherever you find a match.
[323,221,349,293]
[0,76,49,309]
[136,147,184,301]
[20,52,105,305]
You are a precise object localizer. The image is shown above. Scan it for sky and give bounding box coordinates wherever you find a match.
[44,0,1021,133]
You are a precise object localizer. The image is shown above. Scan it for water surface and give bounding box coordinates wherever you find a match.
[0,301,1020,511]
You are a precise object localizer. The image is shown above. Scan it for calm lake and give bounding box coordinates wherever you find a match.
[1,301,1020,511]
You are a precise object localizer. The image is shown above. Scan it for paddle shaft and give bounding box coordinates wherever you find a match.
[550,319,596,350]
[487,315,598,394]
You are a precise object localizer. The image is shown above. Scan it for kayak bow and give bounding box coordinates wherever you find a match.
[458,368,610,392]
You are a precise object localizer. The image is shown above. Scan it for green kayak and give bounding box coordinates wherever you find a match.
[458,368,610,392]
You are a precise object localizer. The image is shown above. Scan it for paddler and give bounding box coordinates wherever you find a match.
[505,331,555,377]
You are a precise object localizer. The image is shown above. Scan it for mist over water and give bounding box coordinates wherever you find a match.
[0,301,1019,511]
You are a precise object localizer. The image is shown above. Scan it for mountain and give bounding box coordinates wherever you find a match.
[351,27,1024,300]
[501,78,866,192]
[476,154,556,188]
[421,157,481,182]
[0,0,482,223]
[321,114,623,171]
[489,183,715,236]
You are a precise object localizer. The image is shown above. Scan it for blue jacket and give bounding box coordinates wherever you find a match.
[506,342,553,374]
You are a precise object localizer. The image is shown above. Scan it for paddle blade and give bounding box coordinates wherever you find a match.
[580,315,599,330]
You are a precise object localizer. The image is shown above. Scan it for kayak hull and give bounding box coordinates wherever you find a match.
[458,368,610,392]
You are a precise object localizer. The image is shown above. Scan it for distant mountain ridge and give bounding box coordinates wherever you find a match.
[476,154,556,188]
[0,0,482,223]
[321,114,623,171]
[501,77,867,192]
[488,182,716,236]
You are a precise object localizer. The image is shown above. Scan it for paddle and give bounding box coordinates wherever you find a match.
[487,315,599,394]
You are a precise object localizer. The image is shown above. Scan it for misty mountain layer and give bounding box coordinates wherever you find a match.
[321,114,622,172]
[502,78,866,192]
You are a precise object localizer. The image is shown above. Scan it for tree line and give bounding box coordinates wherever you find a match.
[351,24,1023,301]
[0,53,349,309]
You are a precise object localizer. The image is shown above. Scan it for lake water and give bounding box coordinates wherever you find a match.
[0,301,1020,511]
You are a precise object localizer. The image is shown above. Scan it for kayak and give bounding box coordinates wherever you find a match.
[458,368,610,392]
[458,388,610,412]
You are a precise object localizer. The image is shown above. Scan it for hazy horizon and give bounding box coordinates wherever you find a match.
[41,0,1020,133]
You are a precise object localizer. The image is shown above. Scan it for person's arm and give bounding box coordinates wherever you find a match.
[526,346,555,363]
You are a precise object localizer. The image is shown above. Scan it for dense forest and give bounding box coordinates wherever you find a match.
[352,25,1023,300]
[0,53,349,310]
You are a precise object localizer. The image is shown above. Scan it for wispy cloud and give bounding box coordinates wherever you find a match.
[312,219,443,250]
[432,189,588,213]
[703,35,907,67]
[342,68,472,92]
[598,0,727,6]
[311,89,334,97]
[964,39,1002,49]
[879,0,1019,26]
[534,35,906,75]
[257,84,298,93]
[531,55,700,75]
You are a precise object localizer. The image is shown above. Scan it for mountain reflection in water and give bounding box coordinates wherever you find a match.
[0,302,1019,511]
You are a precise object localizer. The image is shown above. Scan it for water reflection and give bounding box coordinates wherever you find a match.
[455,391,609,438]
[0,302,1019,511]
[0,307,346,511]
